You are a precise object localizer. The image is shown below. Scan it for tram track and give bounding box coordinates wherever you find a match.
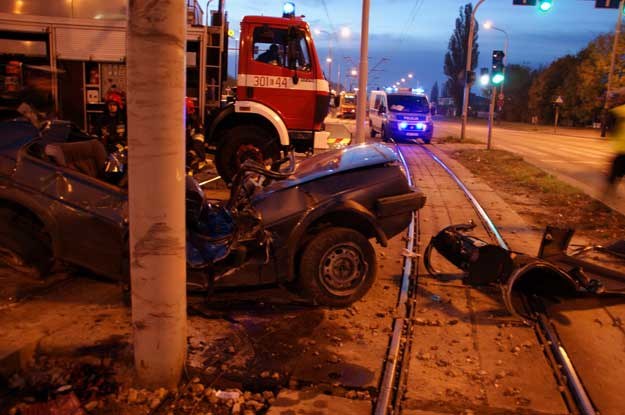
[376,141,597,415]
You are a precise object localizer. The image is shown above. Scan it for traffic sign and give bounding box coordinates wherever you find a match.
[595,0,620,8]
[553,95,564,105]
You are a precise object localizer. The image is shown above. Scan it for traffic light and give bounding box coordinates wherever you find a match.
[538,0,553,12]
[480,68,490,86]
[512,0,537,4]
[491,50,505,85]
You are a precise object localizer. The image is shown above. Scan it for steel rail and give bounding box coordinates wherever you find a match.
[374,142,417,415]
[422,148,509,251]
[418,144,595,415]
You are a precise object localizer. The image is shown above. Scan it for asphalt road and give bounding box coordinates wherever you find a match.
[434,119,625,215]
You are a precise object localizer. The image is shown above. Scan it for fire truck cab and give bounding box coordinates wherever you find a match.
[0,1,330,182]
[208,15,330,182]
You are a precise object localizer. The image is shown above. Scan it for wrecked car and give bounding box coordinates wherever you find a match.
[424,223,625,319]
[0,119,426,306]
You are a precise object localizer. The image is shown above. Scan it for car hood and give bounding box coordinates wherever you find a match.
[262,143,400,192]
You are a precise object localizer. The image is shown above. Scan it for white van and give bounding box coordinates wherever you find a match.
[369,88,434,144]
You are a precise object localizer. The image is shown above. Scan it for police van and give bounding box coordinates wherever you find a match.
[369,88,434,144]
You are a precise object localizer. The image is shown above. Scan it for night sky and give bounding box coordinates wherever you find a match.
[224,0,619,92]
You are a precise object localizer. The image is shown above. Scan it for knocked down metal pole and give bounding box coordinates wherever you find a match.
[354,0,370,144]
[127,0,187,388]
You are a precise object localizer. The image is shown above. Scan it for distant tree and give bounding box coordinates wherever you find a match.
[528,31,625,126]
[500,64,534,123]
[430,82,439,104]
[528,55,579,125]
[443,3,479,117]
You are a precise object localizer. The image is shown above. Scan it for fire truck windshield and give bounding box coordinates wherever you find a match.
[388,95,429,114]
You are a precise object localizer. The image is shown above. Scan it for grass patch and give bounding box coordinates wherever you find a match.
[451,149,625,243]
[437,135,483,145]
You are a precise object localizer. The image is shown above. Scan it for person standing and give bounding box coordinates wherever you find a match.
[97,91,126,153]
[606,103,625,197]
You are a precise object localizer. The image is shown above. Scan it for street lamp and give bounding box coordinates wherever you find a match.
[314,27,351,88]
[461,0,487,141]
[483,21,509,150]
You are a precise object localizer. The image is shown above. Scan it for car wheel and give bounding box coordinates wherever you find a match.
[298,227,376,307]
[381,125,388,142]
[215,125,281,183]
[0,207,52,278]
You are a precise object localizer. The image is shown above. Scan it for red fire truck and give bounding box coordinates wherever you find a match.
[0,1,330,181]
[208,12,330,181]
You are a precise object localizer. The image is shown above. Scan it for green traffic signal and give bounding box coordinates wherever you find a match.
[538,0,553,12]
[492,73,505,85]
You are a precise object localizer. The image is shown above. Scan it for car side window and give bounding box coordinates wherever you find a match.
[253,26,287,67]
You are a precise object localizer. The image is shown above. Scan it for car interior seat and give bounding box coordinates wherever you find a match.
[44,139,107,179]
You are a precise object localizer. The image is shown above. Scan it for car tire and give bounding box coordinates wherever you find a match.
[215,125,281,183]
[423,133,433,144]
[370,127,377,138]
[298,227,376,307]
[0,207,52,278]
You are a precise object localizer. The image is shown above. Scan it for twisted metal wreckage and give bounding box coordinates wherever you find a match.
[424,223,625,320]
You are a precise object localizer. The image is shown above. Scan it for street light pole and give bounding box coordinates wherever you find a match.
[355,0,370,145]
[601,0,625,138]
[461,0,486,141]
[485,23,509,100]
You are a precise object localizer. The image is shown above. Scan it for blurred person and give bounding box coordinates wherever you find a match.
[185,97,206,173]
[606,103,625,197]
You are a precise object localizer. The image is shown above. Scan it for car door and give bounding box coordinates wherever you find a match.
[12,144,127,278]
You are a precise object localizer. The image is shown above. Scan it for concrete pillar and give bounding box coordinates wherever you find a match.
[127,0,187,388]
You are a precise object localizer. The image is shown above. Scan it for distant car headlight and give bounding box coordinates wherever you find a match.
[399,121,408,130]
[416,122,427,131]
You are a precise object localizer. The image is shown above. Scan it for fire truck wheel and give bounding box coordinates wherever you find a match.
[298,227,376,307]
[215,125,281,183]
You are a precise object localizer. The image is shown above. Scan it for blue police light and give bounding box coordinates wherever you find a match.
[399,121,408,130]
[283,2,296,17]
[414,88,425,95]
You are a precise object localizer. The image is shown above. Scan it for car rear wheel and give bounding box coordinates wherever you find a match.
[0,207,52,278]
[215,125,281,183]
[298,227,376,307]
